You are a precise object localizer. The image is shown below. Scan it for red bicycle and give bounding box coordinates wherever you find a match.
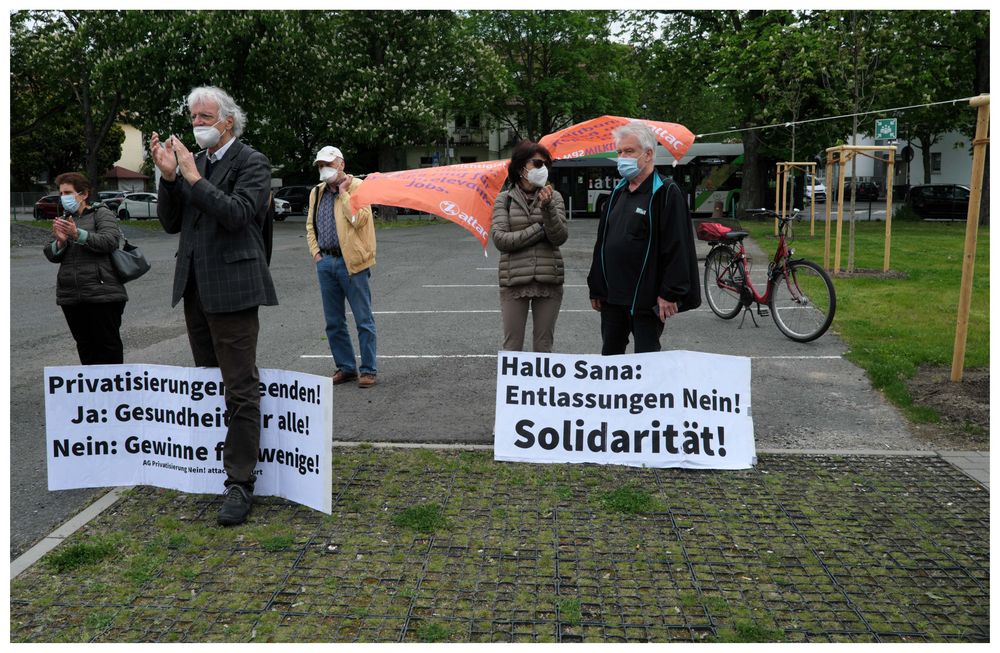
[700,209,836,342]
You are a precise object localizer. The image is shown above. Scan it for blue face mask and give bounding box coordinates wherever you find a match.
[617,156,640,180]
[60,194,80,213]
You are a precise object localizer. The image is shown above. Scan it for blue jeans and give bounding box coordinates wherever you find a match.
[316,255,377,375]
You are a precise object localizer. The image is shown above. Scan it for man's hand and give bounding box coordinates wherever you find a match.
[169,135,201,185]
[656,297,679,322]
[313,252,322,263]
[591,298,602,311]
[150,132,177,182]
[338,173,354,195]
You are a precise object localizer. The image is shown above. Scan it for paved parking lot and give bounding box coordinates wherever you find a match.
[310,217,920,451]
[8,215,973,559]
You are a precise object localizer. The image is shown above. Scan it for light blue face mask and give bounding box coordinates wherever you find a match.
[60,194,80,213]
[617,156,640,180]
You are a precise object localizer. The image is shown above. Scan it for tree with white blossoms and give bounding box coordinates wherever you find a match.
[468,10,640,143]
[10,10,143,190]
[12,10,508,189]
[329,10,508,173]
[121,11,343,180]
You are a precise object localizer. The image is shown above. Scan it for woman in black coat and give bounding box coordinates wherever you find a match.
[43,172,128,364]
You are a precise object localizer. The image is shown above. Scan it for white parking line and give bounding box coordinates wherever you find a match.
[475,267,591,272]
[368,309,593,315]
[301,354,496,359]
[423,284,589,288]
[750,355,843,360]
[301,353,843,360]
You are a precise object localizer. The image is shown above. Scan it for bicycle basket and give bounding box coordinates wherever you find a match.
[696,222,733,241]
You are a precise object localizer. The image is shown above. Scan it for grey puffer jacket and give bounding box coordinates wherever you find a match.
[43,204,128,305]
[490,185,569,287]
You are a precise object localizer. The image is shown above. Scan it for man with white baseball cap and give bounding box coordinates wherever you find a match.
[305,146,378,388]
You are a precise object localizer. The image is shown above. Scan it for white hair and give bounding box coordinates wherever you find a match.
[187,86,247,138]
[612,121,657,155]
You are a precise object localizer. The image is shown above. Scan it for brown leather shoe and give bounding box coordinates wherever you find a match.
[332,369,358,385]
[357,373,377,389]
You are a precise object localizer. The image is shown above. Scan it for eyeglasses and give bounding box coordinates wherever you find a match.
[528,158,547,169]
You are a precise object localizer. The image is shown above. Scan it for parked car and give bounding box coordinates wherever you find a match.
[33,194,62,219]
[273,196,291,221]
[274,185,311,214]
[841,180,880,202]
[97,190,127,212]
[906,183,971,220]
[117,191,159,219]
[804,175,826,202]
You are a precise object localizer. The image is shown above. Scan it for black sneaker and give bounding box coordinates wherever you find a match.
[217,484,253,526]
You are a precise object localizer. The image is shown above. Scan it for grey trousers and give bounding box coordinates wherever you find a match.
[499,292,563,352]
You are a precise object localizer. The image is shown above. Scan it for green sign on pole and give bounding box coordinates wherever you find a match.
[875,118,897,140]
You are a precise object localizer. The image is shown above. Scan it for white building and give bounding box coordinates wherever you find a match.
[841,130,974,188]
[402,114,518,169]
[107,123,149,191]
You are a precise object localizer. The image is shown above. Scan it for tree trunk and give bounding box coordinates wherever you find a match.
[739,129,768,214]
[917,134,934,184]
[375,145,400,221]
[378,145,399,173]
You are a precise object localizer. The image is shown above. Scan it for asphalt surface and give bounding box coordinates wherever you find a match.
[8,213,935,558]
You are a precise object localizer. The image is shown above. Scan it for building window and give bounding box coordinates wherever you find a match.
[931,152,942,174]
[454,114,480,131]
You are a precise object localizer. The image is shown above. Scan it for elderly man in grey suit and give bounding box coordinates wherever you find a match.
[151,86,277,526]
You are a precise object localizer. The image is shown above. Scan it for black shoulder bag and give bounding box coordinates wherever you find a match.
[110,225,151,283]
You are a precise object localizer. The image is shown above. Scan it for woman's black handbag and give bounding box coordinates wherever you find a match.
[110,230,151,283]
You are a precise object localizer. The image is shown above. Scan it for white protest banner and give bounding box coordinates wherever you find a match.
[44,364,333,513]
[494,350,754,469]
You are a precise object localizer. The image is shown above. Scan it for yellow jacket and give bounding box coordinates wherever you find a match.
[305,177,376,274]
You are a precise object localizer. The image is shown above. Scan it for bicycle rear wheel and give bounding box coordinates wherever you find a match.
[769,259,836,342]
[704,246,743,319]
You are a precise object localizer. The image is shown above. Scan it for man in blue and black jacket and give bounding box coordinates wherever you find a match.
[587,121,700,355]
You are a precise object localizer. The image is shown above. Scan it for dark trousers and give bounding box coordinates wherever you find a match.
[62,301,126,365]
[183,283,261,491]
[600,303,664,355]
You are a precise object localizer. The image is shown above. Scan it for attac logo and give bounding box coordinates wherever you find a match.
[440,200,461,216]
[438,199,486,239]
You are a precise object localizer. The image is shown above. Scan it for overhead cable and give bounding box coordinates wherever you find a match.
[695,96,979,138]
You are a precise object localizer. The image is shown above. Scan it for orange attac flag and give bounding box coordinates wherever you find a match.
[349,160,509,249]
[349,116,694,250]
[540,115,695,162]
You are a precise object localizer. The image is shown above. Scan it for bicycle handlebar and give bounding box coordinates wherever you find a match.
[745,208,801,222]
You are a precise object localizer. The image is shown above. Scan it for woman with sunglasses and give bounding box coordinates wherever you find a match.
[489,141,568,352]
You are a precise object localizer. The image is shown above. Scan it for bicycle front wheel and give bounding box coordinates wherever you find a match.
[704,246,743,320]
[769,259,836,342]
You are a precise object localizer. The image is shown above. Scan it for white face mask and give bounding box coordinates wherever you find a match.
[193,118,225,149]
[319,166,340,183]
[525,165,548,188]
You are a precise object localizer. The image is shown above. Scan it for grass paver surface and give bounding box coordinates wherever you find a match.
[10,448,988,643]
